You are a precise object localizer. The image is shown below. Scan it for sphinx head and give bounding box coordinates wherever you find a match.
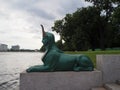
[41,25,55,48]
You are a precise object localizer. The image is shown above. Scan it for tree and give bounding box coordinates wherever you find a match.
[52,20,64,49]
[52,14,77,50]
[55,40,64,50]
[70,7,100,51]
[52,1,120,51]
[52,7,101,51]
[111,6,120,47]
[52,20,64,41]
[85,0,120,50]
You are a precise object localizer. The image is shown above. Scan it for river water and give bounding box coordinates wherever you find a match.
[0,52,43,90]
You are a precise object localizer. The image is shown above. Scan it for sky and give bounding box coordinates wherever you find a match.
[0,0,91,49]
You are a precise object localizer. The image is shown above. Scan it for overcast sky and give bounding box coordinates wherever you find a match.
[0,0,91,49]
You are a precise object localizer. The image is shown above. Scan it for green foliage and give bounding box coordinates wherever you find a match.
[52,20,64,34]
[85,0,120,49]
[52,0,120,51]
[52,7,101,51]
[55,40,63,50]
[111,6,120,47]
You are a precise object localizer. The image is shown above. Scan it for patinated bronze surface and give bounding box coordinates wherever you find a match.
[26,25,94,72]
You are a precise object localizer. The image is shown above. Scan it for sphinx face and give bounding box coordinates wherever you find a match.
[42,36,49,46]
[42,32,55,48]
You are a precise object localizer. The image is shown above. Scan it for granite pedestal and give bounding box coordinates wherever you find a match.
[20,70,102,90]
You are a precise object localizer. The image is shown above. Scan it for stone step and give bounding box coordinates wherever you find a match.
[91,87,106,90]
[104,83,120,90]
[116,80,120,85]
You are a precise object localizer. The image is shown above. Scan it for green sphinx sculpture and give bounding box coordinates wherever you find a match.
[26,25,94,72]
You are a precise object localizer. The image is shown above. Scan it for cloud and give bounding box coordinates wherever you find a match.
[44,0,92,18]
[7,0,56,20]
[0,0,91,49]
[58,0,91,15]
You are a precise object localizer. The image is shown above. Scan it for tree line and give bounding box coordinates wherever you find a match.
[51,0,120,51]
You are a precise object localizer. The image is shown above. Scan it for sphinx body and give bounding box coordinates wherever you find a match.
[26,25,94,72]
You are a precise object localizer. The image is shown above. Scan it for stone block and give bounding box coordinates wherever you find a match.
[104,83,120,90]
[20,70,102,90]
[97,55,120,83]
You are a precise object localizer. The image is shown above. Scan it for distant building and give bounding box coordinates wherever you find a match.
[0,44,8,51]
[11,45,20,51]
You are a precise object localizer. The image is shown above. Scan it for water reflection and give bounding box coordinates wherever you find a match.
[0,52,43,90]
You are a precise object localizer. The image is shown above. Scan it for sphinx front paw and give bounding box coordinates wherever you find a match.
[26,68,33,72]
[26,66,39,72]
